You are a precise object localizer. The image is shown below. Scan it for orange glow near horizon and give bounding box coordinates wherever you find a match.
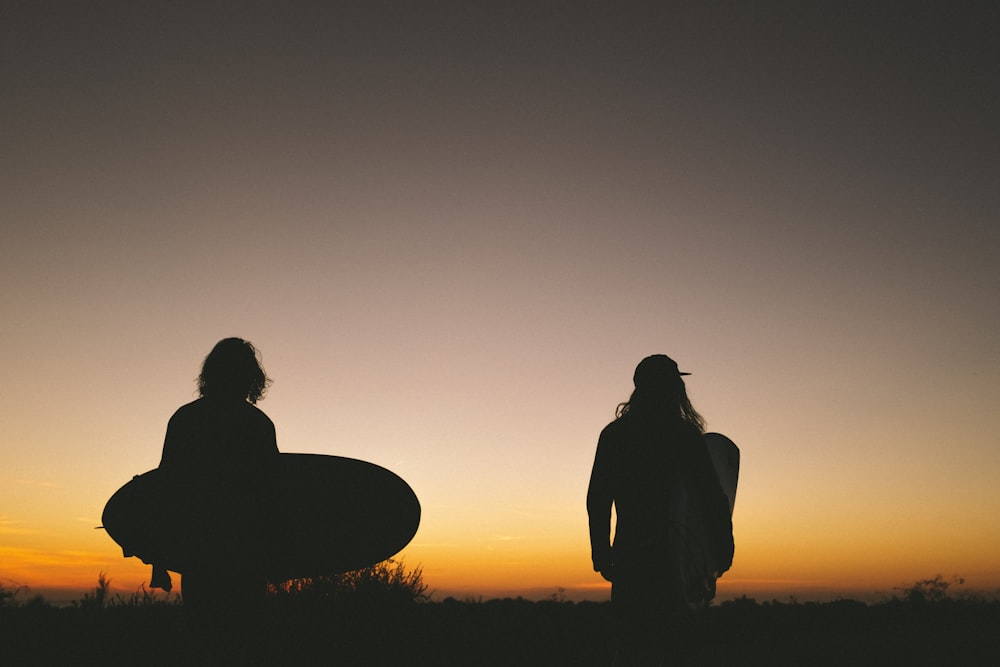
[4,409,1000,604]
[5,392,1000,606]
[7,502,1000,605]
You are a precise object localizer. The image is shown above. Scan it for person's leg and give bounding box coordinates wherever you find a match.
[612,552,665,666]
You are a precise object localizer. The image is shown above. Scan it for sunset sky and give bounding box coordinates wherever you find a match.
[2,2,998,604]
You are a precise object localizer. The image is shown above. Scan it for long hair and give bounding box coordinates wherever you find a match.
[616,376,706,432]
[197,338,272,403]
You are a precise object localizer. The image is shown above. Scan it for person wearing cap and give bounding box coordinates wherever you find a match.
[587,355,733,666]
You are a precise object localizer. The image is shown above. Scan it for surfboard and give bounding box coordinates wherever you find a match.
[704,432,739,516]
[671,432,740,608]
[102,453,421,581]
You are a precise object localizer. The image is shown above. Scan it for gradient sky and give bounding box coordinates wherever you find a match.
[2,2,998,602]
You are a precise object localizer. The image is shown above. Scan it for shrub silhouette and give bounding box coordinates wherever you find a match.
[72,571,111,610]
[110,582,181,608]
[893,575,965,604]
[269,559,428,606]
[0,581,17,608]
[0,579,35,608]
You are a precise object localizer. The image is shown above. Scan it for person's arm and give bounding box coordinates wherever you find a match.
[245,406,279,458]
[587,429,615,579]
[263,414,278,455]
[158,411,184,469]
[149,410,183,590]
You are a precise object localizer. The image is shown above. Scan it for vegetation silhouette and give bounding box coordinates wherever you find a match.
[269,559,429,608]
[890,574,966,604]
[70,572,181,611]
[0,578,44,609]
[1,573,997,666]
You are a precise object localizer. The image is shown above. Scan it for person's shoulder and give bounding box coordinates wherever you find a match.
[239,401,275,426]
[599,417,631,442]
[679,421,703,440]
[675,422,705,449]
[600,418,622,435]
[240,401,270,416]
[168,398,204,420]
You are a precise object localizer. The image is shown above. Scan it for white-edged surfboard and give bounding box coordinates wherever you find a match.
[704,432,739,516]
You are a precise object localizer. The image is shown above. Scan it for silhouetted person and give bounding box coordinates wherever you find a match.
[588,355,733,666]
[155,337,279,626]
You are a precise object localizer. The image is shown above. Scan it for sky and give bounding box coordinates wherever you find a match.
[2,1,998,604]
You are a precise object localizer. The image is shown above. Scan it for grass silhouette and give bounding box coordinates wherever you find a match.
[270,559,429,607]
[1,573,997,665]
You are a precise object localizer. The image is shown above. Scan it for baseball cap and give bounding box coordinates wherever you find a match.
[633,354,691,389]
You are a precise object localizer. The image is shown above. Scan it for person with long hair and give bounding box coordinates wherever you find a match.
[157,337,279,621]
[587,355,733,666]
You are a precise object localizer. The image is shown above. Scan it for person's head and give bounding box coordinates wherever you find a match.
[616,354,704,430]
[197,338,271,404]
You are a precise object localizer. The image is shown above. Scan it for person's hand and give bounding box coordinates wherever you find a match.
[150,565,173,591]
[599,566,614,583]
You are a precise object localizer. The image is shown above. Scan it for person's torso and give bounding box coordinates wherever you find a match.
[607,417,700,549]
[164,397,276,476]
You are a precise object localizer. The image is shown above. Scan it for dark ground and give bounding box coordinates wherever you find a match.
[3,595,999,666]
